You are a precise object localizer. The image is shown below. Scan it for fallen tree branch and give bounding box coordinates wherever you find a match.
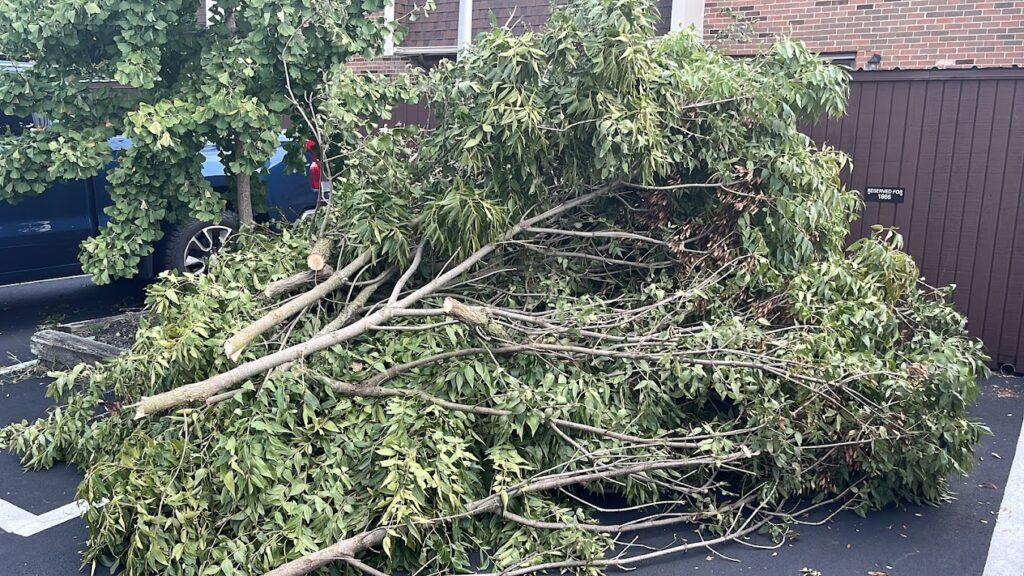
[520,243,674,270]
[315,268,395,336]
[497,493,754,534]
[31,329,125,368]
[473,515,768,576]
[133,183,622,418]
[525,226,666,245]
[389,239,425,305]
[441,297,508,338]
[310,371,748,451]
[344,558,391,576]
[263,265,335,299]
[306,238,334,271]
[224,249,373,361]
[625,179,742,192]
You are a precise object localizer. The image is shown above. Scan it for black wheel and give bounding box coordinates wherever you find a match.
[159,212,239,274]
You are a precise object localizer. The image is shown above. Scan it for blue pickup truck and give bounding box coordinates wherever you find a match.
[0,112,322,285]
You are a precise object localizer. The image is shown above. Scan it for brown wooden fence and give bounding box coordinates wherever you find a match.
[391,67,1024,369]
[806,68,1024,370]
[391,101,435,128]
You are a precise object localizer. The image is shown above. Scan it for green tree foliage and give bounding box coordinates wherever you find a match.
[0,0,397,282]
[2,0,987,574]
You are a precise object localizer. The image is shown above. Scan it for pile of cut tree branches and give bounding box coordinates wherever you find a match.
[1,1,987,575]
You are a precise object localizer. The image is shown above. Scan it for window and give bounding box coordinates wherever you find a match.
[670,0,705,34]
[0,113,32,136]
[819,52,858,70]
[1,59,39,136]
[729,52,858,70]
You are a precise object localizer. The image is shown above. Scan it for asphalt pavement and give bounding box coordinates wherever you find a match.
[0,276,1022,575]
[1,276,145,575]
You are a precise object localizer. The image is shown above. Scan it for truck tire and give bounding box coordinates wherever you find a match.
[159,212,239,275]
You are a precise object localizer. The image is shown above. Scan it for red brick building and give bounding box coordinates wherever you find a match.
[705,0,1024,70]
[362,0,1023,72]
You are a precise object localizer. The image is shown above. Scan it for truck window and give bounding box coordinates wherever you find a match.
[0,112,32,136]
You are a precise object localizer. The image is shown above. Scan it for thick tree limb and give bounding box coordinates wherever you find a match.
[306,238,334,271]
[30,329,124,368]
[263,527,389,576]
[263,265,334,299]
[441,297,508,338]
[269,270,399,375]
[135,303,403,418]
[223,249,373,361]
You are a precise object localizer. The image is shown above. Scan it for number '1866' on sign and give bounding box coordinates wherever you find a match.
[865,186,905,203]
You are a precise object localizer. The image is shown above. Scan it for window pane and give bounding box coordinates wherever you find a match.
[0,113,32,136]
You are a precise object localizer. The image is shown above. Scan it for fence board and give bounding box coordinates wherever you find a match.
[971,80,1017,355]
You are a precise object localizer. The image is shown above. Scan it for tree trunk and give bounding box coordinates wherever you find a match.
[234,139,254,225]
[31,329,125,369]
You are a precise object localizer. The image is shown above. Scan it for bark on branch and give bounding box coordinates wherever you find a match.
[316,268,395,336]
[271,268,396,375]
[263,266,334,299]
[442,297,508,338]
[223,250,373,361]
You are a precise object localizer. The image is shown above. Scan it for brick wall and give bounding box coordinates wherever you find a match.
[398,0,673,48]
[380,0,673,76]
[704,0,1024,69]
[348,55,416,75]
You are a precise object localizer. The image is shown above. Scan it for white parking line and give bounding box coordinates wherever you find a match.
[0,498,88,537]
[983,412,1024,576]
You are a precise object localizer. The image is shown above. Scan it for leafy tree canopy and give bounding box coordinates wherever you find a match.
[0,0,397,282]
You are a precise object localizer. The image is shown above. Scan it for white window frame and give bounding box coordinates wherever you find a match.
[384,1,396,55]
[457,0,473,55]
[670,0,705,34]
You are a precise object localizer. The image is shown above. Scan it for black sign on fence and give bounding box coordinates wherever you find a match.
[865,186,905,203]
